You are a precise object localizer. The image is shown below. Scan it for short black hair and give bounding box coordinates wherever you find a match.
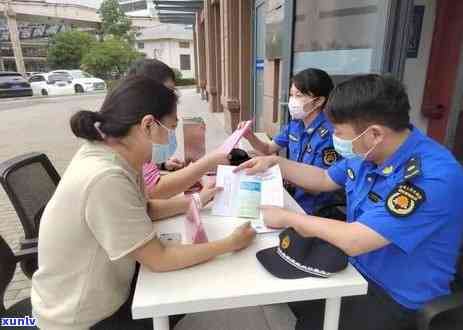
[127,59,176,84]
[326,74,410,131]
[292,68,334,107]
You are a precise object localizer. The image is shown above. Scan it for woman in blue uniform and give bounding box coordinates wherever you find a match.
[238,68,340,214]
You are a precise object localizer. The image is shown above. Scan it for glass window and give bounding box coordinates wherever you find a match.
[180,54,191,70]
[30,76,44,82]
[138,42,145,49]
[292,0,390,75]
[48,74,71,83]
[71,71,92,79]
[0,75,26,83]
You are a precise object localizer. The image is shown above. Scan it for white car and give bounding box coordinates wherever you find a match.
[29,73,75,96]
[50,70,106,93]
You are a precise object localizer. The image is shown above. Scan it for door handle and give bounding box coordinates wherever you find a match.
[422,104,446,119]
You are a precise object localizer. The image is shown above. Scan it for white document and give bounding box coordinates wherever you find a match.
[212,165,284,233]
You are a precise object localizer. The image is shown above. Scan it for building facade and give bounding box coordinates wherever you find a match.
[136,24,195,79]
[187,0,463,162]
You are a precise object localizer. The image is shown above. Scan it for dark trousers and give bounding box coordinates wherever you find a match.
[289,281,416,330]
[91,263,184,330]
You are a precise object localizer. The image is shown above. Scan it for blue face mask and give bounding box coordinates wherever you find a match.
[332,134,357,159]
[332,128,376,160]
[152,123,177,164]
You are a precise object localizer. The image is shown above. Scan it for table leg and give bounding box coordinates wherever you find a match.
[323,297,341,330]
[153,316,169,330]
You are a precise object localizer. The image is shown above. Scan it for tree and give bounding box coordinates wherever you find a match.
[47,31,96,69]
[81,37,144,79]
[99,0,133,41]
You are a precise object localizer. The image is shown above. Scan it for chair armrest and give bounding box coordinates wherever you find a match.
[14,247,38,263]
[20,238,38,245]
[20,237,38,250]
[416,291,463,330]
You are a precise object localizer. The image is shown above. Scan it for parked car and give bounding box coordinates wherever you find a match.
[25,72,41,79]
[0,72,33,98]
[29,73,75,96]
[50,70,106,93]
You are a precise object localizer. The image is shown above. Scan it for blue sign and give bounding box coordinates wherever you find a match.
[256,58,264,70]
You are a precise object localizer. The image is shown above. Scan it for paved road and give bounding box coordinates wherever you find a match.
[0,89,228,308]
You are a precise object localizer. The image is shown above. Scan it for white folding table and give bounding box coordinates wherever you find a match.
[132,190,367,330]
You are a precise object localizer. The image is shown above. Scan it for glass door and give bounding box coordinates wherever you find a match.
[291,0,411,83]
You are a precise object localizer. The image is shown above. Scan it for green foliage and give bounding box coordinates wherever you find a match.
[81,37,144,79]
[176,78,196,86]
[99,0,133,41]
[47,31,96,69]
[172,68,183,81]
[105,79,121,91]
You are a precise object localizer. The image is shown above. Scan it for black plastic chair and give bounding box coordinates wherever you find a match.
[0,152,60,278]
[0,234,37,328]
[416,246,463,330]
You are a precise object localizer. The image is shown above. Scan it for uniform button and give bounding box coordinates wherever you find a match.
[367,176,373,182]
[307,128,314,134]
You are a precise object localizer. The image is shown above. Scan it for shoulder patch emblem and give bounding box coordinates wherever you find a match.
[318,126,329,139]
[322,148,338,166]
[404,156,421,181]
[281,235,291,250]
[386,183,425,217]
[347,168,355,180]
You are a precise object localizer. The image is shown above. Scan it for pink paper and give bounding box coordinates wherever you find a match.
[219,120,252,154]
[185,198,208,244]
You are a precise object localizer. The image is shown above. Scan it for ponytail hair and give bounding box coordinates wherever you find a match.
[69,76,178,142]
[70,110,105,141]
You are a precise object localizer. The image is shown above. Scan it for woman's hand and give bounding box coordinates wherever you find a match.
[237,121,254,140]
[198,183,222,207]
[202,150,230,171]
[233,155,279,175]
[226,222,256,252]
[164,157,185,171]
[260,206,294,229]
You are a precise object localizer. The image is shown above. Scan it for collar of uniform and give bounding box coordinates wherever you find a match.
[372,126,421,177]
[292,111,327,134]
[84,141,141,183]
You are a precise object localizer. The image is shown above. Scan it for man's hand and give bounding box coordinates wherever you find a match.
[165,158,185,171]
[260,205,295,229]
[234,155,279,175]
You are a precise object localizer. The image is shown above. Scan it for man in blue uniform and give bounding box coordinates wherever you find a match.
[238,68,341,215]
[236,74,463,330]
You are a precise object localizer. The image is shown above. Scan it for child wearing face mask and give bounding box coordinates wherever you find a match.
[237,68,342,215]
[126,59,184,195]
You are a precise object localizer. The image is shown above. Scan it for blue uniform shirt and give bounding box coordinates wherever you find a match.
[273,112,340,214]
[328,126,463,310]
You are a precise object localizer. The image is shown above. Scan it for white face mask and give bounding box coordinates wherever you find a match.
[288,96,317,120]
